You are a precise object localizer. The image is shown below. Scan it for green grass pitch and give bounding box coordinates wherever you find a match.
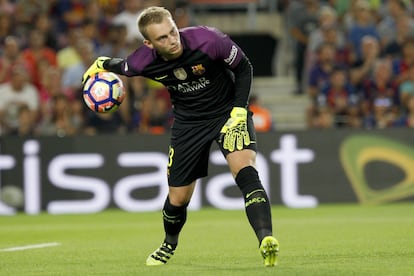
[0,203,413,276]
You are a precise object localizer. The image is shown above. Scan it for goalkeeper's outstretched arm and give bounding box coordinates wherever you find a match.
[81,57,126,85]
[101,58,125,75]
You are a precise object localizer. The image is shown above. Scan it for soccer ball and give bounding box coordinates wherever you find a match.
[83,72,125,113]
[0,185,24,208]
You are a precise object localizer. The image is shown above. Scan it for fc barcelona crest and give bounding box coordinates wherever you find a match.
[173,68,187,80]
[191,64,205,75]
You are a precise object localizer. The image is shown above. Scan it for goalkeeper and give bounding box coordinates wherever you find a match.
[82,6,279,267]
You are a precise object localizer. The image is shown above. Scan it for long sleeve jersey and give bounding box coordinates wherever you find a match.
[105,26,253,125]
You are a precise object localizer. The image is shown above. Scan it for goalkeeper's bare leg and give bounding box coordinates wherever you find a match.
[226,149,279,266]
[146,182,196,266]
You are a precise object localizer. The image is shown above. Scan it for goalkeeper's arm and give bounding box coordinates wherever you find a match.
[82,57,126,84]
[100,58,125,75]
[232,55,253,108]
[220,56,254,152]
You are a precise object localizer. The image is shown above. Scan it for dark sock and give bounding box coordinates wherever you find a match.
[162,197,188,247]
[235,166,273,244]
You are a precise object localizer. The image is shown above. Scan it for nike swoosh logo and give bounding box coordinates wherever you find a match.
[124,62,129,72]
[155,75,168,80]
[245,189,264,199]
[162,210,179,219]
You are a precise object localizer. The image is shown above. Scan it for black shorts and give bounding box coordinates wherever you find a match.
[167,112,257,186]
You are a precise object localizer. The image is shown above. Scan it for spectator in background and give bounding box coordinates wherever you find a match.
[0,65,39,135]
[37,94,80,137]
[249,94,273,132]
[112,0,144,47]
[57,27,83,70]
[95,0,122,19]
[322,24,352,66]
[319,66,360,127]
[382,14,414,58]
[33,13,59,51]
[52,0,87,32]
[83,111,127,135]
[135,92,152,133]
[14,0,50,39]
[136,86,172,134]
[288,0,320,95]
[61,38,95,98]
[311,106,334,128]
[307,5,337,72]
[37,64,70,116]
[0,11,12,44]
[349,35,381,88]
[147,93,172,134]
[307,9,351,74]
[9,104,36,136]
[360,59,399,128]
[98,23,129,58]
[0,0,15,15]
[369,97,396,128]
[346,0,380,61]
[306,42,339,127]
[151,86,173,133]
[341,0,379,32]
[85,0,110,28]
[391,37,414,84]
[377,0,413,51]
[127,75,149,130]
[393,94,414,127]
[83,1,112,50]
[307,42,338,100]
[174,1,194,28]
[399,65,414,108]
[38,64,59,101]
[0,36,27,84]
[21,29,57,89]
[332,0,353,23]
[308,5,341,56]
[81,18,101,51]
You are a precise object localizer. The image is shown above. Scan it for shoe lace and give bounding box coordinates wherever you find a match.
[151,243,175,262]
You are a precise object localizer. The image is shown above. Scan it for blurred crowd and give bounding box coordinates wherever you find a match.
[0,0,190,137]
[286,0,414,129]
[3,0,413,137]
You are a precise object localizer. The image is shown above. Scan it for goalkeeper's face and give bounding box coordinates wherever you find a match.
[143,17,183,61]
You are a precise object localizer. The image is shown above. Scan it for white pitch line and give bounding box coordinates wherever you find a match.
[0,242,61,252]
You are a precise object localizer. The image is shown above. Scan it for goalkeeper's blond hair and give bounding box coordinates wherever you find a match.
[137,6,173,40]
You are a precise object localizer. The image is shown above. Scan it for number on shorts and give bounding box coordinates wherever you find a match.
[168,146,174,167]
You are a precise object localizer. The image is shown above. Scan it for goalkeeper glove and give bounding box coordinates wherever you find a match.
[220,107,251,152]
[81,56,110,84]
